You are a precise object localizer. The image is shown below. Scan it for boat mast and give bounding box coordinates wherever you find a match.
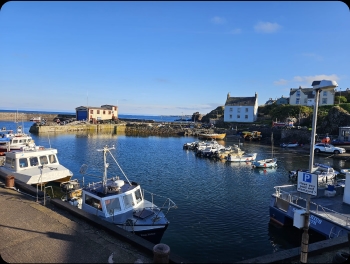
[98,145,115,194]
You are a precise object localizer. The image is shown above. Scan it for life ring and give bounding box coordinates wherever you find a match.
[264,163,267,167]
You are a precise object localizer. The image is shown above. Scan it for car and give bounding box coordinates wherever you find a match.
[314,143,346,154]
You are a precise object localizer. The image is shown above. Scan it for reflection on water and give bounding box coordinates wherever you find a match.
[2,121,350,263]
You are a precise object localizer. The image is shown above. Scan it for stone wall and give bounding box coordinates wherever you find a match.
[29,123,126,134]
[0,112,58,121]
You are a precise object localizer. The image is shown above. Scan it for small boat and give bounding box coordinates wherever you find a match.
[280,142,299,148]
[198,133,226,140]
[288,163,339,183]
[30,117,41,122]
[0,126,35,152]
[340,169,350,174]
[60,145,177,244]
[252,133,277,168]
[226,152,257,162]
[0,145,73,185]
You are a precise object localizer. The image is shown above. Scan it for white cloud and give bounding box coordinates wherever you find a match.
[293,74,340,85]
[211,16,226,25]
[273,79,288,85]
[301,53,323,61]
[228,28,242,34]
[254,21,282,33]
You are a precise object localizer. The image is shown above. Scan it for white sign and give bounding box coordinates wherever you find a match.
[297,172,318,196]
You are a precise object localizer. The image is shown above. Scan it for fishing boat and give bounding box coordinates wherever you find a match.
[198,133,226,140]
[269,172,350,241]
[60,145,177,244]
[252,133,277,168]
[226,152,257,162]
[0,126,34,152]
[0,145,73,185]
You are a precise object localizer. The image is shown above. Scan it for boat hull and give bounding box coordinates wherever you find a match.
[119,223,168,244]
[198,133,226,140]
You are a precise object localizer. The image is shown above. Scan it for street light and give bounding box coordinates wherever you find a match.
[300,80,338,263]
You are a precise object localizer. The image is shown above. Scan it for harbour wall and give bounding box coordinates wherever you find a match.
[0,112,58,122]
[29,123,126,134]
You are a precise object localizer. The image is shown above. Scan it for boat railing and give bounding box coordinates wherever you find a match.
[274,185,350,227]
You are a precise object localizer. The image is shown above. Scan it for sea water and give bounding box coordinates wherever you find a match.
[1,120,349,263]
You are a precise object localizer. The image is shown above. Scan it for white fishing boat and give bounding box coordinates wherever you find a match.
[60,145,177,244]
[0,126,34,152]
[226,152,257,162]
[252,133,277,168]
[0,145,73,185]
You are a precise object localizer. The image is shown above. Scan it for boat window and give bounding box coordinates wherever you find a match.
[105,198,121,215]
[123,193,134,209]
[19,158,28,168]
[12,139,18,144]
[5,157,12,166]
[48,154,57,164]
[85,194,102,211]
[39,156,48,165]
[29,157,39,166]
[134,189,143,204]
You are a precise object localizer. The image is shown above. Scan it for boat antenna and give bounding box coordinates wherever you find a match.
[104,145,132,186]
[47,132,52,148]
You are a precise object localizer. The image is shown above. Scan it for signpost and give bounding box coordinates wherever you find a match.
[297,172,317,196]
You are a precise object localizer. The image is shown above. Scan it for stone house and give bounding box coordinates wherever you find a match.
[224,93,258,123]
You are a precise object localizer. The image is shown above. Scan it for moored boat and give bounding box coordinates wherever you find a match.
[198,133,226,140]
[60,145,177,244]
[252,133,277,168]
[0,126,35,152]
[0,145,73,185]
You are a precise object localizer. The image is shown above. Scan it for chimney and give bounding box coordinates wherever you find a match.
[227,92,230,100]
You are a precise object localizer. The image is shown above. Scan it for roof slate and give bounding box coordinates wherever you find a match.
[225,96,256,106]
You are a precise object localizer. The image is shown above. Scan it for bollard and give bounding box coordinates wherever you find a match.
[153,243,170,263]
[5,175,15,188]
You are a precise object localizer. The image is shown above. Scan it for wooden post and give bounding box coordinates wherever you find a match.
[153,243,170,263]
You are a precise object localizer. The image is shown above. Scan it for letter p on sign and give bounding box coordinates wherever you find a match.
[303,173,312,183]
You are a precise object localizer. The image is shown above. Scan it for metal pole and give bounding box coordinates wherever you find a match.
[300,88,320,263]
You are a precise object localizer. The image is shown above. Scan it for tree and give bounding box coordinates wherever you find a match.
[335,96,347,104]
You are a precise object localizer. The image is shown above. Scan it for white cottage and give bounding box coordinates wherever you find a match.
[289,84,335,106]
[224,93,258,123]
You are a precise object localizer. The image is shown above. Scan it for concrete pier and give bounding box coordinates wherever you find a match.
[0,178,189,263]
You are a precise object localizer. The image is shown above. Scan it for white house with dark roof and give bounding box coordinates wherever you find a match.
[289,84,335,106]
[224,93,258,123]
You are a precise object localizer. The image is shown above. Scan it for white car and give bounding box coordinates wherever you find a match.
[314,143,346,154]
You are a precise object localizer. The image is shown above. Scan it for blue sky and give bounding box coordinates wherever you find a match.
[1,1,349,115]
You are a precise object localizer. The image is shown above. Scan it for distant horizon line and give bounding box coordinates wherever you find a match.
[0,109,191,117]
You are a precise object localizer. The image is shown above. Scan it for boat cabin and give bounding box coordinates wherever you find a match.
[81,178,145,222]
[3,147,59,172]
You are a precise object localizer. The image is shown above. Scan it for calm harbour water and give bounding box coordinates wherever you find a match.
[2,120,350,263]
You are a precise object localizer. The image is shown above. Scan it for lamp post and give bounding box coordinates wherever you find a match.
[300,80,338,263]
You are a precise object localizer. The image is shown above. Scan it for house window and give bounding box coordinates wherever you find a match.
[245,108,248,112]
[237,115,240,119]
[237,108,241,113]
[304,99,307,104]
[229,115,232,119]
[322,98,327,104]
[90,110,93,114]
[108,111,111,114]
[296,90,300,97]
[230,108,233,112]
[103,110,106,114]
[97,110,100,114]
[245,115,248,119]
[296,98,300,104]
[323,91,327,96]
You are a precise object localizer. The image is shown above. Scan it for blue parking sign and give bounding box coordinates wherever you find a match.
[302,173,312,183]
